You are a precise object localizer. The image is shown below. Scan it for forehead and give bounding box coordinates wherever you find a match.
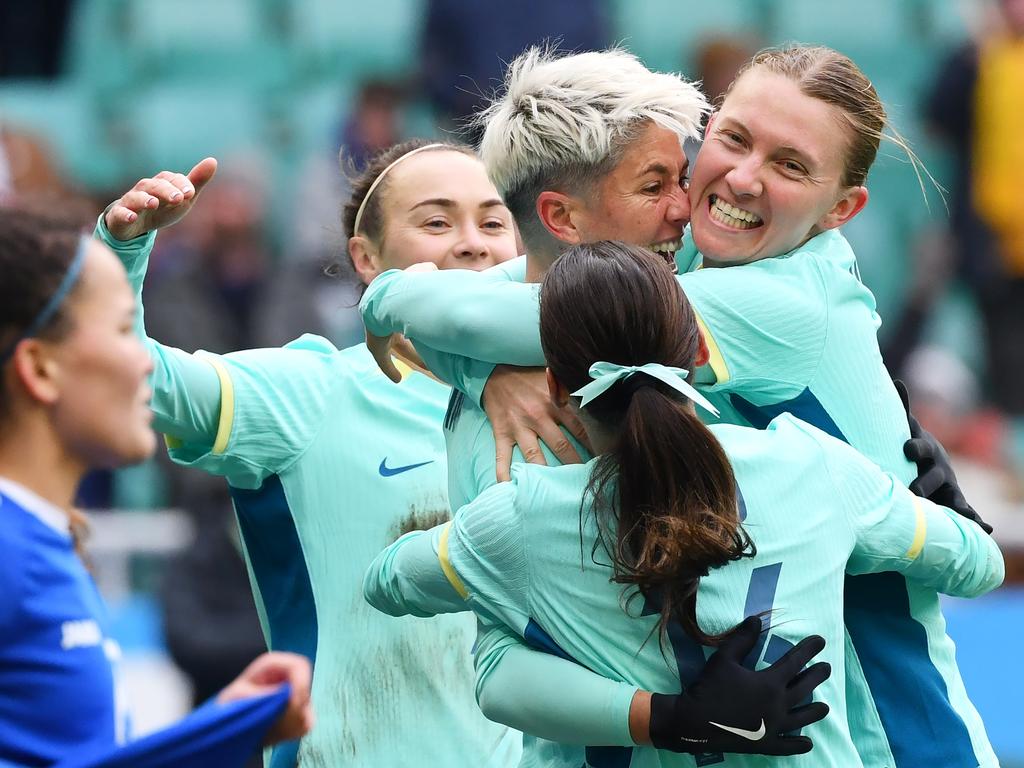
[73,240,133,310]
[719,69,849,168]
[611,123,687,178]
[383,151,498,209]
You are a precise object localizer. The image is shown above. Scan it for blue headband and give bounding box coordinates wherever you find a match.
[0,235,89,366]
[570,361,720,416]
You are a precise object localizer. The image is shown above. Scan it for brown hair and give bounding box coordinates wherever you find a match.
[538,241,753,644]
[731,44,925,190]
[0,207,90,558]
[0,208,84,414]
[340,138,476,246]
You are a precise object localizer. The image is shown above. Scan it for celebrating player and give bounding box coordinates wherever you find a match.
[94,141,525,768]
[359,46,998,765]
[0,208,312,767]
[364,240,1003,767]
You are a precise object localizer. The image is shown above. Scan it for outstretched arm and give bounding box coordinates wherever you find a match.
[364,486,831,757]
[96,160,224,446]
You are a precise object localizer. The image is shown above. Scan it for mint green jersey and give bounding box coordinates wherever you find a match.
[360,229,999,766]
[97,221,519,768]
[365,416,1003,768]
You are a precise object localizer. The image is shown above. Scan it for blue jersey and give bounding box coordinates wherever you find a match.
[0,479,128,767]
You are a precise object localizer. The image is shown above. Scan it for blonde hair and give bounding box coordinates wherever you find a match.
[476,47,708,253]
[733,45,935,198]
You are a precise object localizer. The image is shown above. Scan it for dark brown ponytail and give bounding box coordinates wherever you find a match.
[539,241,753,645]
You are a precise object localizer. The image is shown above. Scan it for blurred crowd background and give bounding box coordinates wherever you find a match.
[2,0,1022,762]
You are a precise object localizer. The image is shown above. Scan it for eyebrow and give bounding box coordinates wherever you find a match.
[409,198,507,211]
[719,117,819,167]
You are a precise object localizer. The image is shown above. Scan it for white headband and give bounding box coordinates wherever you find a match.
[353,143,448,237]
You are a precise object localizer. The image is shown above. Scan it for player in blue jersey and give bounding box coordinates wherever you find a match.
[0,208,313,767]
[364,241,1004,768]
[358,47,996,765]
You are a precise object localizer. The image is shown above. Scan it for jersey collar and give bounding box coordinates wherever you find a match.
[0,476,72,537]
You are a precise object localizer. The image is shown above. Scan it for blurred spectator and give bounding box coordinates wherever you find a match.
[692,35,759,107]
[420,0,610,139]
[924,0,1024,487]
[0,0,73,78]
[336,80,404,170]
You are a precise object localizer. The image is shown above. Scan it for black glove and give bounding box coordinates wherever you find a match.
[649,616,830,755]
[894,380,993,534]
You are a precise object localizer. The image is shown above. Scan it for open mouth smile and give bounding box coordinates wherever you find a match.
[709,194,763,230]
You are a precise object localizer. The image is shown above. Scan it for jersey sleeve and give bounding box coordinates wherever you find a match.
[474,621,638,746]
[359,267,545,367]
[164,339,340,489]
[362,526,468,618]
[804,420,1005,597]
[679,263,826,393]
[94,215,223,447]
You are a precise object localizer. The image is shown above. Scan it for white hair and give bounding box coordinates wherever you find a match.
[477,47,709,198]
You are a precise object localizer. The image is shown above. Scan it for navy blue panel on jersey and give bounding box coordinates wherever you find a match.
[228,476,316,768]
[730,389,847,442]
[845,573,976,766]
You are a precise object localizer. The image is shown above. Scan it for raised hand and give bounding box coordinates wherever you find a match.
[104,157,218,241]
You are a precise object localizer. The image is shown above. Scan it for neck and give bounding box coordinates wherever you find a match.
[0,422,85,511]
[576,407,619,456]
[524,249,559,284]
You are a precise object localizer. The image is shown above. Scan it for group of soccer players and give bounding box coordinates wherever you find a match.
[0,41,1004,768]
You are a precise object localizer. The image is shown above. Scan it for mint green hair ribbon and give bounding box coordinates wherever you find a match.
[570,361,720,416]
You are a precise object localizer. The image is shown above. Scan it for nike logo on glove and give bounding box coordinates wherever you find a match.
[708,719,766,741]
[378,458,434,477]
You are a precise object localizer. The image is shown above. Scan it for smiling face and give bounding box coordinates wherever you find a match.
[570,122,692,261]
[48,241,156,468]
[688,68,867,266]
[353,150,518,281]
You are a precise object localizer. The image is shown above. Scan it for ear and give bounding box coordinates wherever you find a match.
[546,367,571,408]
[818,185,869,231]
[348,235,382,284]
[536,191,583,246]
[694,330,710,368]
[11,339,62,407]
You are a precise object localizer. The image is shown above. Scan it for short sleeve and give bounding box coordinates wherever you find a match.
[167,336,339,489]
[446,481,531,633]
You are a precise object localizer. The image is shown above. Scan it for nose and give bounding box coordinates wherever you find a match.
[453,225,489,261]
[725,156,763,199]
[666,183,691,227]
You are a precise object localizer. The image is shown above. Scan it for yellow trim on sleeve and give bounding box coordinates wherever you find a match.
[694,310,730,384]
[905,498,927,560]
[197,354,235,455]
[164,435,183,450]
[438,523,469,599]
[392,357,413,381]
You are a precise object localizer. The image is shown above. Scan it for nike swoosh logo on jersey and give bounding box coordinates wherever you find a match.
[378,458,435,477]
[708,719,766,741]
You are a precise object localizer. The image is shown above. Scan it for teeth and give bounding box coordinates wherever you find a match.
[709,194,763,229]
[649,238,682,253]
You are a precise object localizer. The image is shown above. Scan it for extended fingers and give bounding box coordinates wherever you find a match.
[768,634,826,682]
[777,701,830,734]
[785,661,831,705]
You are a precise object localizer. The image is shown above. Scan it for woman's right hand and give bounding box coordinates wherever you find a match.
[218,651,315,745]
[104,157,218,241]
